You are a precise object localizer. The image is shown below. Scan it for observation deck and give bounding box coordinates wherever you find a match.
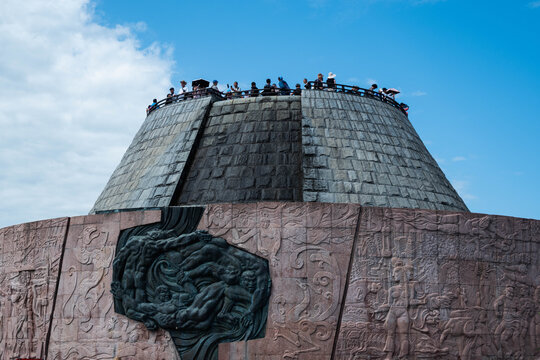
[91,83,467,213]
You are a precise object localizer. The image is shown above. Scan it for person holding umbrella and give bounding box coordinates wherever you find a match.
[192,79,209,98]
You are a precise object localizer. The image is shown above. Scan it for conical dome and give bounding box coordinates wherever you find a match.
[91,89,467,213]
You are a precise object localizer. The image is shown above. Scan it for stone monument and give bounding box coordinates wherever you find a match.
[1,85,538,359]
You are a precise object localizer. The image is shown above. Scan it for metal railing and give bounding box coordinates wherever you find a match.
[306,81,408,114]
[146,88,224,115]
[147,82,408,116]
[223,87,302,98]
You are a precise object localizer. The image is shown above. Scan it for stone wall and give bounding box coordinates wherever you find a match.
[0,205,538,359]
[201,204,539,360]
[0,217,69,359]
[301,90,467,211]
[0,210,179,360]
[175,96,303,204]
[91,91,469,213]
[91,96,217,212]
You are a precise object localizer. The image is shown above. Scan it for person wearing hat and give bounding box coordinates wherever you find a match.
[211,80,219,91]
[180,80,188,93]
[326,72,336,90]
[178,80,188,100]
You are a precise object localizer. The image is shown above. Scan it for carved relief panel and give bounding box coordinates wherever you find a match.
[0,218,68,360]
[336,208,540,360]
[200,202,360,359]
[46,210,180,360]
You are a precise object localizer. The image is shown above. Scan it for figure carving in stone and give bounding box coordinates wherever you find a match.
[111,209,271,360]
[440,306,495,359]
[375,258,423,359]
[493,284,522,358]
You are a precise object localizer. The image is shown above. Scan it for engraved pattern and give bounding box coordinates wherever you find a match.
[0,218,68,359]
[47,211,178,360]
[200,202,360,359]
[336,208,540,359]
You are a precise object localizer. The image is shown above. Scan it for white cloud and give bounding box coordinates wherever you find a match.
[529,1,540,8]
[452,156,467,162]
[0,0,173,227]
[412,90,427,96]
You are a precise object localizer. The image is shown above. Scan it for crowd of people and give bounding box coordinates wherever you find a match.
[146,73,408,115]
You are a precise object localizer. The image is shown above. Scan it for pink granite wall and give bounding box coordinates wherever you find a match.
[46,210,182,360]
[0,217,68,359]
[334,208,540,360]
[1,204,538,360]
[198,202,361,360]
[200,204,539,360]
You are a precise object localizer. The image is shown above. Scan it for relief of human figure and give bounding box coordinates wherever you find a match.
[375,258,424,359]
[493,285,522,357]
[441,306,496,359]
[9,273,34,357]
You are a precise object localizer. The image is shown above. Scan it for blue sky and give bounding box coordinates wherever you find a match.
[0,0,538,227]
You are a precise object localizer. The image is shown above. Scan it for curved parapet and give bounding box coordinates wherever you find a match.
[92,88,467,213]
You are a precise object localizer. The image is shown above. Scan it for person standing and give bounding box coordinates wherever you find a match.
[178,80,188,100]
[250,82,259,97]
[303,78,311,89]
[262,79,272,96]
[314,73,324,89]
[366,83,377,98]
[231,81,241,98]
[278,76,290,95]
[165,87,175,105]
[211,80,219,91]
[147,99,158,114]
[326,72,336,90]
[180,80,188,94]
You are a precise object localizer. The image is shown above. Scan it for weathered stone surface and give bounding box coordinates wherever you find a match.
[175,96,303,204]
[92,91,468,212]
[1,204,538,359]
[91,97,217,212]
[111,207,271,360]
[335,208,540,359]
[0,217,68,360]
[46,210,179,360]
[199,202,360,359]
[301,90,467,211]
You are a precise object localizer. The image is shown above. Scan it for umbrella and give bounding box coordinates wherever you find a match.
[192,79,209,88]
[386,88,400,94]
